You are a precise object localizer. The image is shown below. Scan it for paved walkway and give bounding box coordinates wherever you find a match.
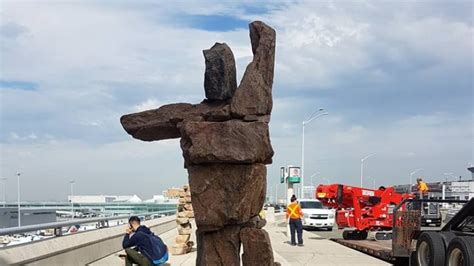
[267,222,389,266]
[93,220,389,266]
[165,221,388,266]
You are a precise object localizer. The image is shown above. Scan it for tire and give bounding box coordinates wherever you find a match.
[343,230,367,240]
[439,231,456,248]
[342,230,352,240]
[327,227,333,231]
[356,230,368,240]
[415,232,446,266]
[410,250,419,266]
[445,237,473,266]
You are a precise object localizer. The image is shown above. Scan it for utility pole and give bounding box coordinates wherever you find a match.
[70,180,75,219]
[17,172,21,227]
[0,178,6,208]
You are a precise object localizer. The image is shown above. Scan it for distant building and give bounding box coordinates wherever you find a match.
[143,195,178,204]
[69,195,142,204]
[68,195,116,203]
[444,180,474,200]
[395,179,474,201]
[0,208,56,229]
[113,195,142,203]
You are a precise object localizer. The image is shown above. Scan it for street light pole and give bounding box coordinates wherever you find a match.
[409,168,424,192]
[70,180,75,219]
[301,109,328,198]
[275,183,278,204]
[360,153,376,187]
[301,122,304,199]
[309,172,320,199]
[368,176,376,189]
[16,172,21,227]
[0,178,6,208]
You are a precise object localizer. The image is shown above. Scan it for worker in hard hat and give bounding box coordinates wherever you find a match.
[286,195,304,246]
[416,177,429,198]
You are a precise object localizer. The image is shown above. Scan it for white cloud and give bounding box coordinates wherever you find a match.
[133,98,163,112]
[0,1,472,200]
[8,132,38,141]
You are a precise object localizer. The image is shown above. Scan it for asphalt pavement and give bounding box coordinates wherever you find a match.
[303,224,342,240]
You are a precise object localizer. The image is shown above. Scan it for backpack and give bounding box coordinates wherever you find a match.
[140,233,168,265]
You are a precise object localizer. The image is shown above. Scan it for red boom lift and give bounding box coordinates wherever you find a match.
[316,184,414,240]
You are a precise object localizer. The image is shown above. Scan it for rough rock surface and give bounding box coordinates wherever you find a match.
[180,121,273,165]
[243,215,267,229]
[120,20,277,266]
[240,228,275,266]
[203,43,237,100]
[120,101,230,141]
[197,226,241,266]
[231,21,276,118]
[175,234,190,244]
[187,164,266,231]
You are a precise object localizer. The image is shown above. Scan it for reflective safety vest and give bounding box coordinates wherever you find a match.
[286,202,303,219]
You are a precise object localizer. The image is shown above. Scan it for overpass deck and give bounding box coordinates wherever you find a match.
[93,220,388,266]
[1,214,390,265]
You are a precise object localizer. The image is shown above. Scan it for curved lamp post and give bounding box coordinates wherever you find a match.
[360,153,376,187]
[301,109,328,198]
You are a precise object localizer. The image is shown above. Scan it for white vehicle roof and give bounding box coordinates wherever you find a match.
[298,198,321,202]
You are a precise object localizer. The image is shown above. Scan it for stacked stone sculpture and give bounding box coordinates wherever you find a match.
[121,21,277,266]
[169,185,194,255]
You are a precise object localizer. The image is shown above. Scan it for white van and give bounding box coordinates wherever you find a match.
[299,199,335,231]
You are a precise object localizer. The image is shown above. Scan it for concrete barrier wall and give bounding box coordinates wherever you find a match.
[0,215,176,266]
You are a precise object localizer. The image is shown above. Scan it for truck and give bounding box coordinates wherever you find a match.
[298,199,335,231]
[317,183,473,265]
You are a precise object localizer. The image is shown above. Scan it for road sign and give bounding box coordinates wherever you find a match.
[288,166,301,183]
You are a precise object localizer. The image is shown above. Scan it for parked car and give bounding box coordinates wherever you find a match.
[299,199,335,230]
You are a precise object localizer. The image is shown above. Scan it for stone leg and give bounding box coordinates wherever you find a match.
[240,228,275,266]
[187,163,267,231]
[196,225,241,266]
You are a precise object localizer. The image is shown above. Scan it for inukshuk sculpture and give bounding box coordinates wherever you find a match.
[170,185,195,255]
[120,21,276,266]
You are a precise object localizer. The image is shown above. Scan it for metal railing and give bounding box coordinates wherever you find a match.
[391,198,469,258]
[0,209,176,236]
[0,215,177,265]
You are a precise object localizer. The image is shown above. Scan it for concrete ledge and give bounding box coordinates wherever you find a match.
[0,215,176,265]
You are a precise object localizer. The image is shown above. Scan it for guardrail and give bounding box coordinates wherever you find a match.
[0,209,176,237]
[0,215,177,265]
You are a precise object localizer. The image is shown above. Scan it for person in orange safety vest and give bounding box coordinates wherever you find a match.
[286,194,304,246]
[416,177,429,198]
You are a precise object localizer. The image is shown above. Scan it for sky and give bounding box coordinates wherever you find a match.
[0,0,473,202]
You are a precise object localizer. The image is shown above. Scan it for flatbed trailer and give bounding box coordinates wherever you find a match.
[330,198,473,265]
[332,239,394,262]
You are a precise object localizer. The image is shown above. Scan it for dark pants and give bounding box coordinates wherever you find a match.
[289,218,303,245]
[125,248,152,266]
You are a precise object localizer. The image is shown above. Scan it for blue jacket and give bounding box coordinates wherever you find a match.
[122,225,154,257]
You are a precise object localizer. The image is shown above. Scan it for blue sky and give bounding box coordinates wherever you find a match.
[0,0,472,201]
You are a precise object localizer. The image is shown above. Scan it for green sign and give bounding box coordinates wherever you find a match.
[288,167,301,184]
[288,176,301,183]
